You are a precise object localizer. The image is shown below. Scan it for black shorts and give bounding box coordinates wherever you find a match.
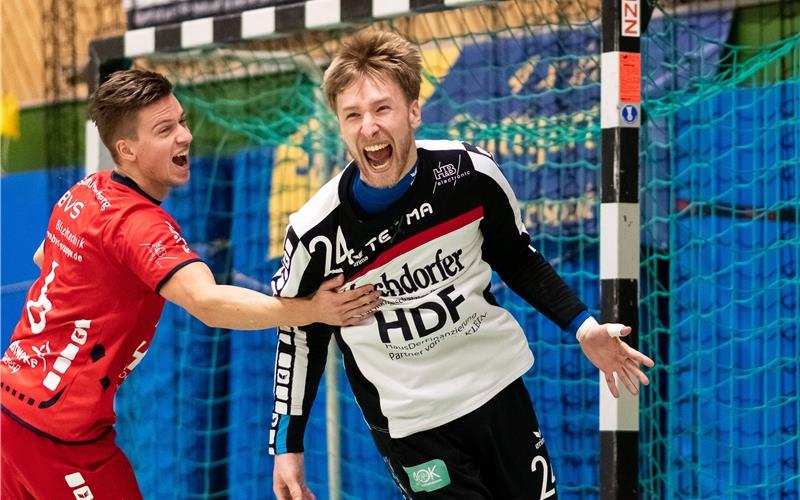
[370,378,557,499]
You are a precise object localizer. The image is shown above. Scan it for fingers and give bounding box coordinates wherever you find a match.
[338,285,379,303]
[355,290,383,310]
[617,364,639,395]
[625,358,650,386]
[274,483,291,500]
[335,282,382,319]
[274,479,314,500]
[340,288,382,318]
[623,343,655,368]
[318,273,345,291]
[604,371,620,398]
[289,485,305,500]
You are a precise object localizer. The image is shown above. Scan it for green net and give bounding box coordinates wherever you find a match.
[109,1,800,498]
[639,3,800,498]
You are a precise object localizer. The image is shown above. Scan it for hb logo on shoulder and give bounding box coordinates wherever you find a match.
[64,472,94,499]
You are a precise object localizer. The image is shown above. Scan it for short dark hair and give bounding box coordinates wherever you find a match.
[88,69,173,162]
[323,30,421,112]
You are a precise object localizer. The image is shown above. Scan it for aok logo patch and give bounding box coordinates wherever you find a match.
[403,459,451,492]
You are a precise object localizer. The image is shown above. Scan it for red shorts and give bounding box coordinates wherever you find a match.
[0,410,143,499]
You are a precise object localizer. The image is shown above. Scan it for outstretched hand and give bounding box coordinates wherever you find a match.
[579,322,655,398]
[308,275,382,326]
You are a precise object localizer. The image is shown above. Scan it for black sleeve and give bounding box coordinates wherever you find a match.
[275,323,333,453]
[477,165,587,330]
[269,224,334,453]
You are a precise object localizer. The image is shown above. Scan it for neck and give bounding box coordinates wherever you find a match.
[399,149,418,182]
[114,165,168,201]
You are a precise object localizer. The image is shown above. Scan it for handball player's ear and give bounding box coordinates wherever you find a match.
[409,100,421,128]
[117,139,135,162]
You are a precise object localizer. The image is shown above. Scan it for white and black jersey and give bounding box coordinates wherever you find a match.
[269,140,586,453]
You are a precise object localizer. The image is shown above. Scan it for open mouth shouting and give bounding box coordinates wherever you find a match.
[171,153,188,167]
[363,143,392,169]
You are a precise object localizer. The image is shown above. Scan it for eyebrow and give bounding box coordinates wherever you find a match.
[340,98,392,114]
[152,113,186,130]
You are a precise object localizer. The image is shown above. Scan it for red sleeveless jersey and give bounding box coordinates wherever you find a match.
[1,171,200,442]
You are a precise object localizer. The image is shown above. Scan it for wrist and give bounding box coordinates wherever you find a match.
[281,295,316,325]
[576,316,599,343]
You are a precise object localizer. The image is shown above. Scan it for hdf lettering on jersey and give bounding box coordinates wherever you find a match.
[432,155,469,193]
[377,284,465,343]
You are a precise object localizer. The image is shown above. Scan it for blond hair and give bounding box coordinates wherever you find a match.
[323,30,421,111]
[88,69,173,162]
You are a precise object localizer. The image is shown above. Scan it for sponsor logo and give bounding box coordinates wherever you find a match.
[433,155,469,193]
[307,203,435,276]
[31,342,51,370]
[152,242,167,258]
[534,430,545,449]
[64,472,94,499]
[382,311,487,361]
[55,219,86,249]
[56,189,85,220]
[376,284,465,343]
[77,176,112,211]
[46,232,84,263]
[140,241,173,265]
[6,340,49,370]
[375,249,465,298]
[403,459,451,493]
[164,221,191,253]
[404,203,433,226]
[118,341,148,381]
[1,356,21,373]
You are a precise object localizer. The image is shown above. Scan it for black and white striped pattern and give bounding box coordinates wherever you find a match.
[85,0,498,171]
[599,0,648,498]
[89,0,497,91]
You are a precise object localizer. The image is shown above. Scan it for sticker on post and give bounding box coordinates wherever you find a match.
[620,103,639,127]
[622,0,640,37]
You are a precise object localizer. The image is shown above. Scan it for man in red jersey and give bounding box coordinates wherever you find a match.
[0,69,380,500]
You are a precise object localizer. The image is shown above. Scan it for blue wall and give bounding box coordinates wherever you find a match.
[1,167,83,347]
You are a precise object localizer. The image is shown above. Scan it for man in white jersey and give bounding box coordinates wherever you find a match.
[269,31,654,499]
